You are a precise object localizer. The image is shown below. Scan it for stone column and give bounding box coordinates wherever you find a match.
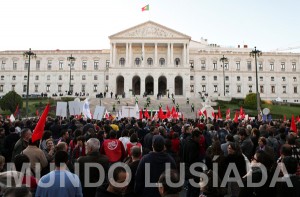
[129,43,132,66]
[142,43,145,67]
[155,43,158,66]
[171,43,174,66]
[113,43,116,66]
[186,43,190,66]
[183,43,186,67]
[154,76,158,97]
[110,43,113,66]
[141,76,145,96]
[167,43,170,66]
[126,43,128,67]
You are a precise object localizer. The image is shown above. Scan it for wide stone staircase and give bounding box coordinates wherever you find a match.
[89,95,218,119]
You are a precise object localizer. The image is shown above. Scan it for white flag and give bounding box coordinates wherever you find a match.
[82,98,92,119]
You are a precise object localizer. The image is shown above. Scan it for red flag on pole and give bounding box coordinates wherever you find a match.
[234,110,239,123]
[158,107,164,119]
[203,110,207,118]
[13,104,19,117]
[32,104,50,143]
[166,105,171,118]
[139,109,143,120]
[144,109,150,119]
[290,115,297,133]
[218,106,222,119]
[226,109,231,120]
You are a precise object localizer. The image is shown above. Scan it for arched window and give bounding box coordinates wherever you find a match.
[119,58,125,66]
[135,58,141,66]
[175,58,180,66]
[147,58,153,66]
[159,58,165,66]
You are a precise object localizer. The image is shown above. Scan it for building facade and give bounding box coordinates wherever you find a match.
[0,21,299,102]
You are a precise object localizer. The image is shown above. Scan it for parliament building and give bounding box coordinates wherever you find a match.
[0,21,299,103]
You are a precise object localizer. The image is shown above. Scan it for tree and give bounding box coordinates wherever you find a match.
[244,93,260,110]
[0,91,23,113]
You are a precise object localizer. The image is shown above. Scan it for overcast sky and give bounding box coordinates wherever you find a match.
[1,0,299,52]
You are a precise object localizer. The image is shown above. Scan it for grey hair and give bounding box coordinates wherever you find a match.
[87,138,100,151]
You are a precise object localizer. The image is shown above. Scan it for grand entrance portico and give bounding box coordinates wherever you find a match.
[108,21,191,98]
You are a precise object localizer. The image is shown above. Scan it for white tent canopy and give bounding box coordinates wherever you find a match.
[275,97,282,102]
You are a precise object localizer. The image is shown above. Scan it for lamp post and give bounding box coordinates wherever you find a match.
[220,55,228,96]
[250,46,262,118]
[67,54,76,95]
[23,48,36,117]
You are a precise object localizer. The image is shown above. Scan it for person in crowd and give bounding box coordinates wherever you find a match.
[77,138,109,197]
[95,165,130,197]
[239,128,254,160]
[22,138,48,175]
[3,127,20,162]
[71,136,86,163]
[35,151,83,197]
[43,138,55,163]
[39,130,52,151]
[2,186,32,197]
[157,170,182,197]
[256,136,275,161]
[199,170,227,197]
[57,129,70,144]
[250,128,260,156]
[221,134,234,156]
[126,146,142,196]
[11,128,32,161]
[286,135,300,165]
[0,156,5,173]
[126,133,142,158]
[135,135,176,197]
[119,129,130,151]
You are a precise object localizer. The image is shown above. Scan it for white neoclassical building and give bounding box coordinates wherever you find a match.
[0,21,299,102]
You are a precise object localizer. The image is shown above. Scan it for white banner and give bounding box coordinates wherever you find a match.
[121,106,136,118]
[68,101,83,116]
[56,102,67,117]
[93,106,106,120]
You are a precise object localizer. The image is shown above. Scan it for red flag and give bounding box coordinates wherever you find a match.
[218,106,222,119]
[198,110,202,116]
[166,105,171,118]
[226,109,231,120]
[203,110,207,117]
[239,106,245,119]
[139,109,143,120]
[284,114,286,122]
[234,110,239,123]
[212,111,215,119]
[290,115,297,133]
[144,109,150,119]
[171,106,176,118]
[296,116,300,123]
[32,104,50,142]
[158,107,164,119]
[13,104,19,117]
[141,4,149,11]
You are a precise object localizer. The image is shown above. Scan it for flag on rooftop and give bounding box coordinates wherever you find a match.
[142,4,149,11]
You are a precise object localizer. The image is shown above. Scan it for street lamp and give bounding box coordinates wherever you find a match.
[23,48,36,117]
[67,54,76,95]
[220,55,228,96]
[250,46,262,118]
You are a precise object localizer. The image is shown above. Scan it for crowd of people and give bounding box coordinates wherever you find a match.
[0,114,299,197]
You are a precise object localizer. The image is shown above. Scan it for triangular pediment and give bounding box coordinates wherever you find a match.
[109,21,191,40]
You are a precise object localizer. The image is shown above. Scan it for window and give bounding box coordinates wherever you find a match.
[293,77,297,82]
[202,85,206,92]
[12,76,16,80]
[46,85,50,92]
[82,75,86,80]
[237,85,241,93]
[213,62,217,70]
[190,60,194,69]
[82,61,87,70]
[59,75,62,80]
[94,61,99,70]
[201,60,206,70]
[0,85,3,92]
[214,85,218,92]
[36,60,40,70]
[59,60,63,70]
[282,77,286,81]
[24,60,29,70]
[236,61,240,70]
[249,85,252,93]
[224,63,229,70]
[119,58,125,66]
[270,63,274,71]
[271,77,274,81]
[47,75,50,80]
[35,76,39,80]
[1,60,5,70]
[237,76,240,81]
[24,76,27,81]
[94,75,98,80]
[226,85,229,93]
[0,76,4,80]
[159,58,165,66]
[190,76,194,80]
[190,85,194,92]
[259,62,263,71]
[81,85,85,92]
[294,86,297,94]
[225,76,229,81]
[214,76,217,81]
[94,85,97,92]
[260,85,264,93]
[147,58,153,66]
[175,58,180,66]
[35,85,38,92]
[106,60,110,68]
[23,85,27,92]
[13,61,17,70]
[281,62,285,71]
[292,62,296,70]
[58,85,62,92]
[202,76,206,81]
[11,85,15,91]
[247,61,251,70]
[47,60,52,70]
[135,58,141,66]
[282,86,286,93]
[106,75,109,80]
[248,76,252,81]
[260,76,263,81]
[271,86,275,93]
